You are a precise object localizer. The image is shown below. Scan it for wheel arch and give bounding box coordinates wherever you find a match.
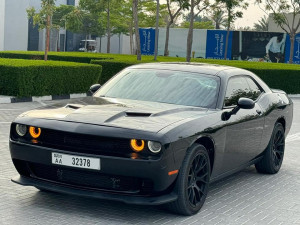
[193,136,215,173]
[276,117,286,131]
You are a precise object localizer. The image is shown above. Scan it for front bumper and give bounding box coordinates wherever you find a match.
[12,175,178,205]
[10,140,179,204]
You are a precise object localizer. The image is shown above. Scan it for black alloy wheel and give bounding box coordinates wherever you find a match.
[256,122,285,174]
[167,144,211,216]
[272,127,285,169]
[187,153,209,207]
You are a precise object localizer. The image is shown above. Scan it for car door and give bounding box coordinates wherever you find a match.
[221,76,265,172]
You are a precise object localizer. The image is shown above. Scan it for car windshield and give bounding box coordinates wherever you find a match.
[95,69,220,108]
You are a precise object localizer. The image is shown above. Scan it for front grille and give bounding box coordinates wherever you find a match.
[11,124,161,159]
[28,162,153,194]
[38,129,132,157]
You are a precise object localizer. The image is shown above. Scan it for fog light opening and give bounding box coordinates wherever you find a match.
[130,139,145,152]
[29,126,41,139]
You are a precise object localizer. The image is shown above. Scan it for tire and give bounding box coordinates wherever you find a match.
[167,144,211,216]
[255,122,285,174]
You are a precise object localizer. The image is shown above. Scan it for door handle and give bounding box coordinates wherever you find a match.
[256,109,262,115]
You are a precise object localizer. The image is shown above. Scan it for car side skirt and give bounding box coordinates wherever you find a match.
[210,156,263,183]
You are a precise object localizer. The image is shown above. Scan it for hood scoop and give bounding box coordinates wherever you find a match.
[65,104,84,110]
[125,112,152,117]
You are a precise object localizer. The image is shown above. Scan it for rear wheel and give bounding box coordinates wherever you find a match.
[255,122,285,174]
[167,144,210,216]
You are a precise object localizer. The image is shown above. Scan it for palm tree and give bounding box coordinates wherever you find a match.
[210,9,227,29]
[253,16,269,32]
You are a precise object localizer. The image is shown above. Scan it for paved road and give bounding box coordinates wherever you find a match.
[1,99,300,225]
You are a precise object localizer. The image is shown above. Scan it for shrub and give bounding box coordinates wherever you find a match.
[0,58,102,97]
[2,51,300,94]
[0,51,115,64]
[93,58,300,94]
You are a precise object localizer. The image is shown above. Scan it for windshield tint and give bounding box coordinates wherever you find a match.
[95,69,220,108]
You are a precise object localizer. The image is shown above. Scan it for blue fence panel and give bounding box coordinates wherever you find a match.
[285,34,300,64]
[206,30,233,60]
[139,28,156,55]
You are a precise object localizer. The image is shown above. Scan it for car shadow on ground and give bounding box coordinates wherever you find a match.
[25,166,278,223]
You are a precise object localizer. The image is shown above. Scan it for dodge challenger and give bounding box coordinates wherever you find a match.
[10,63,293,215]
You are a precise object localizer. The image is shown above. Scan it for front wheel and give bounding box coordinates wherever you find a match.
[255,122,285,174]
[167,144,211,216]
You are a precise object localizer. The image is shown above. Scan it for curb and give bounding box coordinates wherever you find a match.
[0,93,88,104]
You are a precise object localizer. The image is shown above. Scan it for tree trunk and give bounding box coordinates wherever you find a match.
[129,23,134,55]
[164,22,171,56]
[224,11,231,60]
[133,0,141,60]
[289,34,295,64]
[56,29,59,51]
[44,15,51,61]
[85,34,88,51]
[186,0,194,62]
[119,33,121,54]
[107,0,111,53]
[154,0,160,60]
[224,28,230,60]
[100,36,102,53]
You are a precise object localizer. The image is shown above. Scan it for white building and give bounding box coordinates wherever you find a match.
[0,0,79,51]
[268,13,300,33]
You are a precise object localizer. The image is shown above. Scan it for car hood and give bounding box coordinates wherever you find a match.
[17,97,213,133]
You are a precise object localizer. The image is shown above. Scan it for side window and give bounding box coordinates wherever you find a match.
[224,77,251,107]
[245,77,262,101]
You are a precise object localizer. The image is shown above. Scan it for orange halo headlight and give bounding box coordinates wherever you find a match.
[130,139,145,152]
[29,126,41,139]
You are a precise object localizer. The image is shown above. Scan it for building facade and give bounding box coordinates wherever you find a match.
[0,0,79,51]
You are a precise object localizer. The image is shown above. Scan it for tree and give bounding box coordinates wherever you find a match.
[66,7,104,50]
[236,26,252,31]
[216,0,248,60]
[186,0,210,62]
[183,12,210,22]
[79,0,114,53]
[133,0,141,60]
[164,0,189,56]
[256,0,300,63]
[52,5,75,51]
[253,15,269,31]
[180,21,214,29]
[154,0,160,60]
[27,0,56,61]
[208,6,227,29]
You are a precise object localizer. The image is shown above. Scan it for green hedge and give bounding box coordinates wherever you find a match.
[0,58,102,97]
[0,51,116,64]
[92,58,300,94]
[1,51,300,93]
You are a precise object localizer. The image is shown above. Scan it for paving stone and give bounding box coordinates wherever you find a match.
[0,98,300,225]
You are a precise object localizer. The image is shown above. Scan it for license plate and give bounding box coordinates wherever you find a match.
[52,152,100,170]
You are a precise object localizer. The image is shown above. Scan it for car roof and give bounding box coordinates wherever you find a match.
[128,62,252,77]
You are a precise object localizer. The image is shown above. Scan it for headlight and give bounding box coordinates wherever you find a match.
[148,141,162,154]
[130,139,145,152]
[29,126,41,139]
[16,124,27,136]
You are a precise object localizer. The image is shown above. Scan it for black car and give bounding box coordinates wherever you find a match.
[10,63,293,215]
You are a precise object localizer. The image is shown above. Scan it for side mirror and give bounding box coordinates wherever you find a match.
[237,98,255,110]
[222,97,255,121]
[88,84,101,95]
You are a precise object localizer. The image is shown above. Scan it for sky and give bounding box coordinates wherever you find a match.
[234,0,266,28]
[163,0,268,29]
